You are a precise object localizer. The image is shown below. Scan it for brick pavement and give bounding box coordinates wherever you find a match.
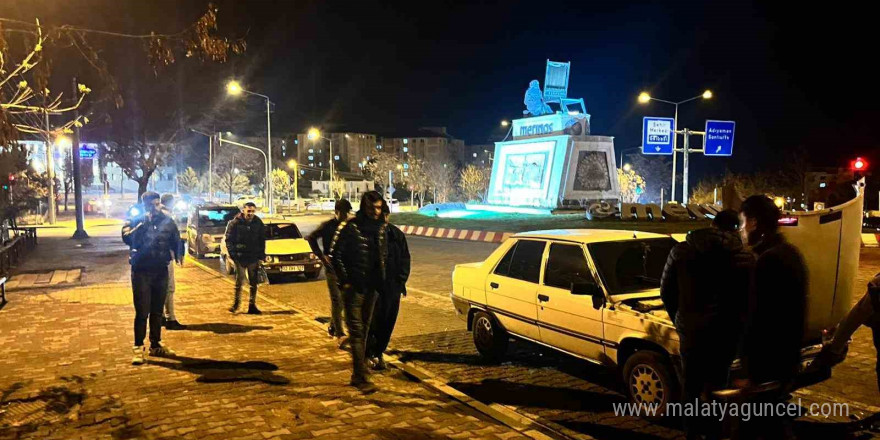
[0,261,532,440]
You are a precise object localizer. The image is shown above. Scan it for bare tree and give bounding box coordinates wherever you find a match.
[458,164,490,202]
[177,166,201,194]
[364,152,401,197]
[425,160,457,203]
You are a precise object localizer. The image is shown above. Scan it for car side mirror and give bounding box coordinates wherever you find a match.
[571,281,604,310]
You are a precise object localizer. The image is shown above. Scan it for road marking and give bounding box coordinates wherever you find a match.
[406,286,450,301]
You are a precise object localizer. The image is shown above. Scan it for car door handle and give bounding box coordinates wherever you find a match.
[538,294,550,302]
[490,282,499,289]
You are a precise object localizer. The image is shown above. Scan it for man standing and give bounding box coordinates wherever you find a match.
[367,207,411,371]
[159,193,186,330]
[225,202,266,315]
[330,191,388,394]
[735,195,808,438]
[122,191,181,365]
[306,199,352,345]
[660,210,754,439]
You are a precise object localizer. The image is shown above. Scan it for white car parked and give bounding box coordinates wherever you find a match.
[451,229,829,411]
[307,198,337,212]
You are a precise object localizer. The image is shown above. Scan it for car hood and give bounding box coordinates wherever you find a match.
[266,239,312,256]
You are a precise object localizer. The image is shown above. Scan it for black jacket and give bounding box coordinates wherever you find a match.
[329,215,387,290]
[384,224,411,296]
[306,218,342,262]
[740,232,808,384]
[224,214,266,264]
[122,211,181,272]
[660,228,755,337]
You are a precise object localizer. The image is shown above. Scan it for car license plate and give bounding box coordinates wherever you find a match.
[281,265,304,272]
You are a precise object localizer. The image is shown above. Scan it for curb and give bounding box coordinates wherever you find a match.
[397,225,880,248]
[186,256,578,440]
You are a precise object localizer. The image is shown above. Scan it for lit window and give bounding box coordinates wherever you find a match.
[308,149,314,153]
[308,156,314,160]
[319,162,323,166]
[403,147,409,153]
[294,139,298,144]
[403,138,408,144]
[300,170,305,175]
[334,155,340,160]
[403,163,409,169]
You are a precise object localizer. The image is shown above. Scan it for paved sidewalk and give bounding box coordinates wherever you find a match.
[0,256,531,439]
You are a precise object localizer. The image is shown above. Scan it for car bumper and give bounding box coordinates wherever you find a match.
[263,262,323,275]
[451,294,471,322]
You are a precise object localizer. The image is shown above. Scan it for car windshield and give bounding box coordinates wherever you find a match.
[266,223,302,239]
[587,238,677,295]
[198,208,239,228]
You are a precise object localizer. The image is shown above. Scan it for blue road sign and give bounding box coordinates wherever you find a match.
[641,117,675,155]
[79,145,97,159]
[703,120,735,156]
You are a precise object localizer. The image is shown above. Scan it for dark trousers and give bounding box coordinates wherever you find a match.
[233,260,259,308]
[367,291,401,358]
[325,270,345,337]
[343,286,379,383]
[132,268,169,347]
[679,330,734,440]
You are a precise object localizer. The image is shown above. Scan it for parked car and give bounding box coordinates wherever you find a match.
[186,204,240,258]
[865,210,880,233]
[307,198,337,212]
[219,217,322,281]
[450,229,830,413]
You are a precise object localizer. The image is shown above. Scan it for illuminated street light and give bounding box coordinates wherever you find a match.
[226,80,243,96]
[55,135,72,149]
[307,127,320,141]
[702,90,713,99]
[623,163,632,172]
[638,92,651,104]
[501,120,509,127]
[287,159,297,169]
[774,197,785,209]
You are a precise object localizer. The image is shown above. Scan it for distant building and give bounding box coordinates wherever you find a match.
[295,132,379,174]
[310,179,375,198]
[464,144,494,165]
[379,127,465,166]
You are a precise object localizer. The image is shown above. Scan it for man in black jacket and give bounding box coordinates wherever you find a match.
[122,191,181,365]
[330,191,387,394]
[225,202,266,314]
[306,199,352,344]
[366,207,411,371]
[735,195,808,439]
[660,210,755,439]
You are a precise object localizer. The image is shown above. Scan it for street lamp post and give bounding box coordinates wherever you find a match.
[638,90,712,204]
[287,159,298,209]
[619,146,642,168]
[227,81,274,213]
[307,128,334,198]
[71,77,88,239]
[217,133,270,206]
[190,129,214,202]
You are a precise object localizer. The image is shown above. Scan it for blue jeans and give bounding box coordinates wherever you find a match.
[233,261,259,308]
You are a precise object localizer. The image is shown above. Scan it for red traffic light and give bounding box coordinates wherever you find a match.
[851,157,868,171]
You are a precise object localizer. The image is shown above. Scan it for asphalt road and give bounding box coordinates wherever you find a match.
[197,215,880,440]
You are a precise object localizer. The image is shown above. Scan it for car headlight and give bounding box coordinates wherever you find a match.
[264,256,276,264]
[309,253,317,260]
[128,206,141,217]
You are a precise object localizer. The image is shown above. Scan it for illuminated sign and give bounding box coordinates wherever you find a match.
[641,117,674,155]
[703,120,735,156]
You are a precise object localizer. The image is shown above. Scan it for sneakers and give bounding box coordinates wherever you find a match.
[149,344,176,357]
[247,304,262,315]
[164,320,186,330]
[351,379,378,394]
[131,346,146,365]
[371,355,387,371]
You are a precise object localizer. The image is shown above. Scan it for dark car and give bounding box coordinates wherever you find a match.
[186,204,240,258]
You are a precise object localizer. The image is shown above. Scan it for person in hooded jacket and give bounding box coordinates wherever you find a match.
[330,191,387,394]
[661,209,755,439]
[366,205,411,371]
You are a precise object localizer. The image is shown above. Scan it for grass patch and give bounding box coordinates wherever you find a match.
[391,211,709,234]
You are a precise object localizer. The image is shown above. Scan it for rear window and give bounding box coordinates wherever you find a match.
[587,238,676,295]
[494,240,545,284]
[198,208,240,228]
[266,223,302,239]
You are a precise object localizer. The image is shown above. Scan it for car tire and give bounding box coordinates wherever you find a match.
[472,311,509,363]
[622,350,678,418]
[304,271,320,280]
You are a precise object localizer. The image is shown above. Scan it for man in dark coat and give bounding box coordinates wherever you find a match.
[735,195,808,439]
[660,209,755,439]
[306,199,353,344]
[122,191,181,365]
[366,207,411,371]
[330,191,387,394]
[225,202,266,314]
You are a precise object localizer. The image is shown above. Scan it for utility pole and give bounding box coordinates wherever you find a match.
[71,77,88,239]
[44,109,56,224]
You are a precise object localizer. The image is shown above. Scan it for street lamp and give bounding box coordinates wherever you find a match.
[226,80,275,213]
[190,129,215,201]
[56,135,72,149]
[501,120,509,127]
[287,159,298,203]
[637,89,712,203]
[308,128,336,197]
[623,163,632,172]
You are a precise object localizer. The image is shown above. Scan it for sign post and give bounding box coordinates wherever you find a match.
[703,120,735,156]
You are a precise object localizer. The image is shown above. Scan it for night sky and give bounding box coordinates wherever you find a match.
[3,0,878,179]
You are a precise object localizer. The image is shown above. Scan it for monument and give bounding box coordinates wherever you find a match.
[486,60,618,210]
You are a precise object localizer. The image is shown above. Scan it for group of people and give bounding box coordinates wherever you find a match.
[306,191,411,394]
[121,190,409,395]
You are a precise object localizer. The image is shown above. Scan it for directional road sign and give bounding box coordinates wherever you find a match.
[79,145,97,159]
[703,120,735,156]
[641,117,675,155]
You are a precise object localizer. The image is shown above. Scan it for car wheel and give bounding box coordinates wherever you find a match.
[472,311,508,363]
[622,350,678,418]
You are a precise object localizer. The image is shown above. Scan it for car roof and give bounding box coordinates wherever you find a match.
[512,229,670,244]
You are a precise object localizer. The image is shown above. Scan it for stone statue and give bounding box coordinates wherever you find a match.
[524,80,552,116]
